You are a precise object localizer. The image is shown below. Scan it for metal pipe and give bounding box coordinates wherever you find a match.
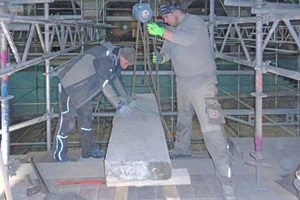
[216,53,300,81]
[254,12,264,154]
[35,23,45,53]
[251,7,271,15]
[0,28,10,165]
[22,23,35,62]
[102,0,105,24]
[262,20,279,51]
[0,14,108,27]
[96,0,99,24]
[49,25,55,48]
[0,22,21,63]
[70,0,77,15]
[81,0,85,53]
[284,19,300,49]
[203,14,300,26]
[171,74,174,135]
[0,149,13,200]
[0,43,87,78]
[246,1,272,189]
[220,23,232,54]
[8,4,23,13]
[10,139,206,146]
[6,107,300,133]
[45,3,51,151]
[209,0,215,53]
[234,23,251,61]
[218,0,229,16]
[252,4,300,15]
[28,157,50,194]
[298,27,300,137]
[237,44,241,136]
[81,0,84,21]
[61,25,65,50]
[11,141,108,146]
[26,15,82,20]
[10,0,54,3]
[224,0,255,7]
[3,111,179,132]
[219,86,297,136]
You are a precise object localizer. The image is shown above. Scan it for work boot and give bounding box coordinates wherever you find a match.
[82,149,106,159]
[54,153,70,162]
[221,180,236,200]
[169,150,191,159]
[53,135,70,162]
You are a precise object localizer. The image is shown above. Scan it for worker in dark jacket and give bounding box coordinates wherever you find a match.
[52,42,136,162]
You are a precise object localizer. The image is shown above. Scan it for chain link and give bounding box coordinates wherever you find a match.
[130,19,173,146]
[138,22,173,145]
[131,19,141,100]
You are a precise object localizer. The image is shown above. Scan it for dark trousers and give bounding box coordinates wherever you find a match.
[53,84,95,161]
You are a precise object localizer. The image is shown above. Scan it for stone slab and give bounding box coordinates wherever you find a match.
[106,168,190,187]
[105,93,172,181]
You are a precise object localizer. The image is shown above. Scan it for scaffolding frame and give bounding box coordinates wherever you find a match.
[213,0,300,190]
[0,0,112,165]
[0,0,300,190]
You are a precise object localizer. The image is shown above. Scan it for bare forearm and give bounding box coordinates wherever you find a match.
[162,30,173,42]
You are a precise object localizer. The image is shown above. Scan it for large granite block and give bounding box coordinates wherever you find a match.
[105,93,172,181]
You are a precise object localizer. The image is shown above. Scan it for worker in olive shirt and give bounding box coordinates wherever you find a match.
[52,42,135,162]
[147,1,236,200]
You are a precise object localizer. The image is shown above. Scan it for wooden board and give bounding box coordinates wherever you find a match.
[106,168,190,187]
[114,186,128,200]
[163,185,180,200]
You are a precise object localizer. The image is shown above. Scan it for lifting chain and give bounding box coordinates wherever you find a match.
[131,19,141,100]
[131,20,173,146]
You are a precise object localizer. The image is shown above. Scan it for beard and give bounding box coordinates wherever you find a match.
[172,15,180,27]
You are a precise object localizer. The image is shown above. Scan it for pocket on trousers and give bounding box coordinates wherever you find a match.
[205,97,225,124]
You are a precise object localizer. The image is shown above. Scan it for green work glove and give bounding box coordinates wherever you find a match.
[147,22,166,37]
[153,51,165,64]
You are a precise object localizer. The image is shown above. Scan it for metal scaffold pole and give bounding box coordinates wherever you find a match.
[45,3,52,151]
[246,0,271,191]
[0,29,13,165]
[210,0,215,53]
[254,1,264,158]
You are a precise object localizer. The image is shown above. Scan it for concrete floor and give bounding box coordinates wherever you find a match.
[3,137,300,200]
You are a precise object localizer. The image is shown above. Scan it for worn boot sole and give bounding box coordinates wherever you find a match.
[82,151,106,159]
[82,154,105,158]
[169,153,191,159]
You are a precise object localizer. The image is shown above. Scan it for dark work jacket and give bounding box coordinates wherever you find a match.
[54,43,127,109]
